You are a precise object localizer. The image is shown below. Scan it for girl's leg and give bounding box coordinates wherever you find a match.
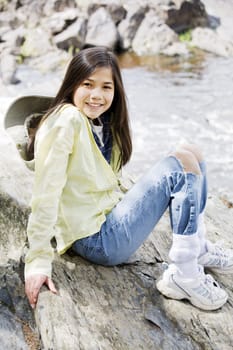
[73,155,183,264]
[73,145,228,310]
[73,150,202,268]
[168,147,203,278]
[175,143,207,213]
[156,146,228,310]
[180,144,233,274]
[175,143,208,255]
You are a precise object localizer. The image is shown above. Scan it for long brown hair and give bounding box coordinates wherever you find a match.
[28,46,132,168]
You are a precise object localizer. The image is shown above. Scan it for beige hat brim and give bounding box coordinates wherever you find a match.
[4,95,54,129]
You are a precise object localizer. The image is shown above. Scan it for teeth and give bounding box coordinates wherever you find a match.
[87,103,102,107]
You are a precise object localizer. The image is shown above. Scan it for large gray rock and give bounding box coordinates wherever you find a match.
[20,27,54,58]
[85,7,119,50]
[132,10,178,55]
[0,128,36,349]
[0,261,39,350]
[165,0,208,33]
[41,8,80,35]
[118,5,148,50]
[191,27,233,57]
[1,125,233,349]
[191,0,233,57]
[54,17,87,51]
[27,197,233,349]
[0,129,32,262]
[87,3,127,25]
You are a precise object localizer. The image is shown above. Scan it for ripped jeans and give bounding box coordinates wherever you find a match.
[72,156,207,266]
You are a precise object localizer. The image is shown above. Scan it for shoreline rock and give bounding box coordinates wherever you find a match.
[1,0,233,85]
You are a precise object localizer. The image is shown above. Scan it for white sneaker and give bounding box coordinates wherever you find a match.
[156,264,228,311]
[198,240,233,273]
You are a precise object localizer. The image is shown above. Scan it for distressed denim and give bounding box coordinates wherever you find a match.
[72,156,206,266]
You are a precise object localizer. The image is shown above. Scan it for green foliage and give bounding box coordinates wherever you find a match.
[179,30,192,43]
[16,55,24,64]
[68,45,80,55]
[68,45,74,55]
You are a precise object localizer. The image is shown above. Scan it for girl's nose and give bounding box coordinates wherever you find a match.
[90,87,102,99]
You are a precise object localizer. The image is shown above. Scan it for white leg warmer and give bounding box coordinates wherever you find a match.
[198,212,208,256]
[169,232,201,278]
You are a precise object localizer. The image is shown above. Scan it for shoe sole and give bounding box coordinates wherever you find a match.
[156,277,228,311]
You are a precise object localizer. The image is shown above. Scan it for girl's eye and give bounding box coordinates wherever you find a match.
[104,85,112,89]
[83,82,91,87]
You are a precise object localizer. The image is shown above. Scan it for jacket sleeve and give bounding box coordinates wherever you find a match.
[25,121,74,279]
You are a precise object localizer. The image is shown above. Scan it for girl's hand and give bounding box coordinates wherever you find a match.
[25,274,58,309]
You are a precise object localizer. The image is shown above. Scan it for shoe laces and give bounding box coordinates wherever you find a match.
[211,240,227,255]
[194,267,222,301]
[208,240,232,265]
[204,273,220,289]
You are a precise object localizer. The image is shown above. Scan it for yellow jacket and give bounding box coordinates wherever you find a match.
[25,104,125,278]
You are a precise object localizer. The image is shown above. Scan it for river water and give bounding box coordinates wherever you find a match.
[0,51,232,198]
[119,52,233,199]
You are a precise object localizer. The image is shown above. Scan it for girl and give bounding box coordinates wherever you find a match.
[25,46,233,311]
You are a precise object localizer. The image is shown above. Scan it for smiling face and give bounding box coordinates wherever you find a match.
[73,66,115,120]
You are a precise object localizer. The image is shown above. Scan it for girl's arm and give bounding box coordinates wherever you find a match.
[25,120,74,305]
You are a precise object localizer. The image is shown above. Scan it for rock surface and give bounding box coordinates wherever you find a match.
[1,126,233,349]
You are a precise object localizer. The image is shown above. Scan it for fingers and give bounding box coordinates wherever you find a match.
[25,275,58,309]
[46,277,58,294]
[25,274,47,309]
